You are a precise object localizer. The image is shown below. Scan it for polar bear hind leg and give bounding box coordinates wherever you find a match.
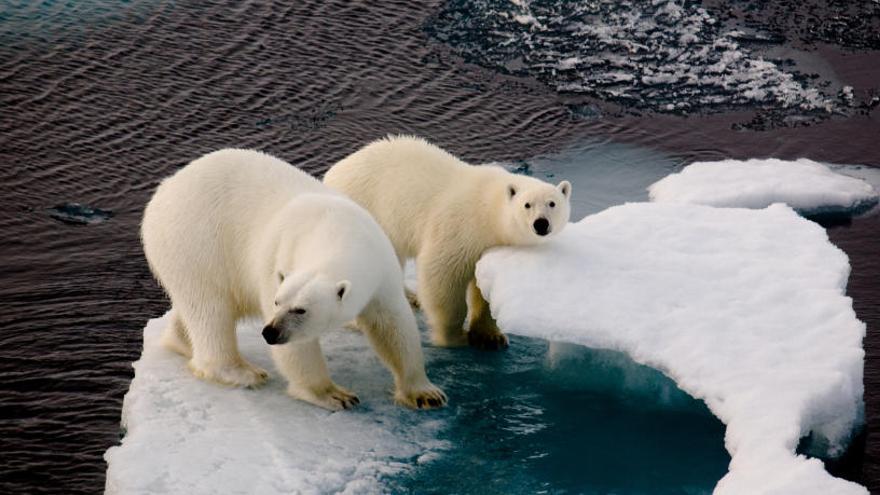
[160,309,193,358]
[416,247,470,348]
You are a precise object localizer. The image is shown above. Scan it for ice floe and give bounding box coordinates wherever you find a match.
[476,202,866,495]
[427,0,835,113]
[649,158,879,215]
[104,316,450,495]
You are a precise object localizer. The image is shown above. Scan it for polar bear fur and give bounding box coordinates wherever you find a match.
[141,149,446,410]
[323,136,571,350]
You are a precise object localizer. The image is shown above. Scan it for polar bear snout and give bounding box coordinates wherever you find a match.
[262,324,284,345]
[533,217,550,236]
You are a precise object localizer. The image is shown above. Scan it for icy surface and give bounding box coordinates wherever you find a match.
[476,202,866,495]
[104,316,450,495]
[649,159,879,215]
[427,0,835,113]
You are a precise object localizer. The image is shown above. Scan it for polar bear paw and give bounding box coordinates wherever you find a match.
[188,359,269,388]
[468,329,509,351]
[396,383,448,410]
[289,383,360,411]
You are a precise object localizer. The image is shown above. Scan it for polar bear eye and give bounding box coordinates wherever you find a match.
[290,307,306,315]
[524,203,531,209]
[549,201,555,208]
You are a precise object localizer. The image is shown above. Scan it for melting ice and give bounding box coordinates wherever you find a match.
[427,0,837,114]
[649,158,879,217]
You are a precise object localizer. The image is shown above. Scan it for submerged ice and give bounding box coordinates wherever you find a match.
[648,158,879,216]
[476,202,866,495]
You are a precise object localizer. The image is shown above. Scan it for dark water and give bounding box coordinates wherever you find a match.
[1,0,878,493]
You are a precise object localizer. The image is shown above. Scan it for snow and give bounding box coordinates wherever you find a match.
[648,158,878,214]
[476,202,866,495]
[104,316,449,495]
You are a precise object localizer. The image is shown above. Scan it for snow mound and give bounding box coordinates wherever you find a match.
[104,316,449,495]
[648,159,878,214]
[476,202,866,495]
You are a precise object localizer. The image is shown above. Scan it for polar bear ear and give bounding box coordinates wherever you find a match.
[336,280,351,301]
[557,180,571,199]
[508,185,517,199]
[277,272,285,284]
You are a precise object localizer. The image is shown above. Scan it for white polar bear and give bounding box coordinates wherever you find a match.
[141,148,446,411]
[323,136,571,350]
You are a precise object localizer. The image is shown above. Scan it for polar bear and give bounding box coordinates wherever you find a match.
[323,136,571,350]
[141,149,446,411]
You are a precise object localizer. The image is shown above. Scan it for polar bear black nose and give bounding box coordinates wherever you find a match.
[262,325,280,345]
[533,218,550,236]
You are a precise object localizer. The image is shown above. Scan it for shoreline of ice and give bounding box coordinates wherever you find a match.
[476,202,866,494]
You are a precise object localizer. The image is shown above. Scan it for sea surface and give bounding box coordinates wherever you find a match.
[1,0,878,493]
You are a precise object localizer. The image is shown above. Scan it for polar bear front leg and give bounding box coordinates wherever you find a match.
[270,339,359,411]
[466,280,509,350]
[357,298,447,409]
[183,304,269,388]
[417,249,470,347]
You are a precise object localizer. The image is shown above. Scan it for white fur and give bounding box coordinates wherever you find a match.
[324,136,571,349]
[141,149,446,410]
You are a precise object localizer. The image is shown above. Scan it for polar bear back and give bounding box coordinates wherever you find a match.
[142,149,332,303]
[324,136,505,258]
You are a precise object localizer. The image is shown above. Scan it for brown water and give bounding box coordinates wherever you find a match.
[0,0,878,493]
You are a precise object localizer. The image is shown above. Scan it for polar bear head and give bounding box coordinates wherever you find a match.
[503,177,572,244]
[262,272,352,345]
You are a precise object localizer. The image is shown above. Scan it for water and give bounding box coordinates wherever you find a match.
[1,0,879,493]
[395,339,728,495]
[427,0,839,114]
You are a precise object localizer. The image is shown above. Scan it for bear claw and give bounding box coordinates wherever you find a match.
[289,383,360,411]
[398,384,448,410]
[467,330,509,351]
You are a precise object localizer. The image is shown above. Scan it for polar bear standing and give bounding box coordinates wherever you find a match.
[141,149,446,410]
[324,136,571,350]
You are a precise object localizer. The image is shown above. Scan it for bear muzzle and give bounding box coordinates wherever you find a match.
[533,217,550,236]
[262,324,285,345]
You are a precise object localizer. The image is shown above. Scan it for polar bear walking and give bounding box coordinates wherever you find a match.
[141,149,446,410]
[324,136,571,350]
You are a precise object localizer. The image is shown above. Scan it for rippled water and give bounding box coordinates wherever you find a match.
[1,0,879,493]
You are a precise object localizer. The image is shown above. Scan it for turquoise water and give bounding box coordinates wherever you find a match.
[390,143,728,494]
[396,338,729,494]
